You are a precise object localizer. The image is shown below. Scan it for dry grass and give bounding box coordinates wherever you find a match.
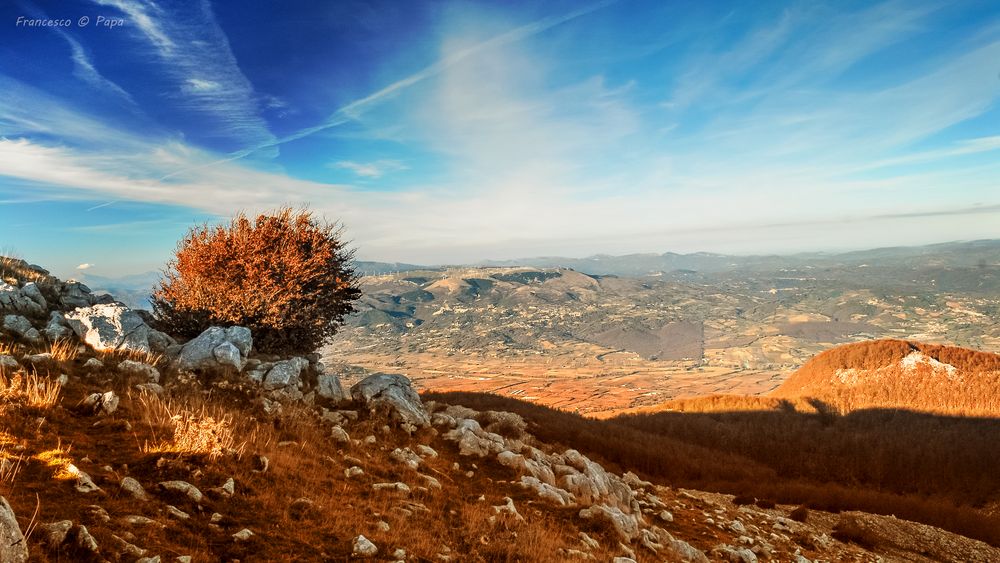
[99,347,164,367]
[137,392,247,460]
[34,440,76,480]
[44,339,79,363]
[0,371,62,410]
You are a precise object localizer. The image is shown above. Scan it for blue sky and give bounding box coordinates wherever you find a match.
[1,0,999,278]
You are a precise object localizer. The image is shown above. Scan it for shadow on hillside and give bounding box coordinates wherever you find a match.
[424,391,1000,547]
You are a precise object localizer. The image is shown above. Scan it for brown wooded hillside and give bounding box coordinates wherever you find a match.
[774,339,1000,415]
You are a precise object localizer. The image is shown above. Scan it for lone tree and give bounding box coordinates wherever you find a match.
[153,207,361,355]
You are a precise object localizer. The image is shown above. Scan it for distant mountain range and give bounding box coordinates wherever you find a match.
[79,239,1000,308]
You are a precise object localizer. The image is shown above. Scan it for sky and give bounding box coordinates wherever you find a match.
[0,0,999,279]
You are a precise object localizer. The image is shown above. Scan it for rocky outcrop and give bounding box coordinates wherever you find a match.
[2,314,41,343]
[174,326,252,372]
[65,303,174,354]
[0,496,28,562]
[350,374,430,427]
[0,281,46,317]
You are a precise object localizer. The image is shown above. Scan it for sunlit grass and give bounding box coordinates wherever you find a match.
[100,347,164,367]
[138,392,246,460]
[35,440,75,480]
[0,371,62,411]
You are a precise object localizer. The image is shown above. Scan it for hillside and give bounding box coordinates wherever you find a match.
[774,339,1000,415]
[3,257,999,561]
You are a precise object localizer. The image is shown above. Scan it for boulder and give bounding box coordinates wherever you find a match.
[263,357,308,390]
[350,374,430,427]
[43,311,71,341]
[443,418,506,457]
[316,373,347,402]
[0,496,28,562]
[57,280,98,309]
[0,281,45,316]
[3,314,41,343]
[579,505,641,541]
[65,303,173,354]
[174,326,252,372]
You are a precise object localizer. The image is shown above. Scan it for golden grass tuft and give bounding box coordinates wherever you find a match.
[137,392,246,460]
[44,339,79,363]
[99,347,164,367]
[0,371,62,410]
[34,440,76,480]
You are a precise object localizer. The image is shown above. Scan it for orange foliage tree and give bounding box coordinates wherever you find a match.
[152,208,361,355]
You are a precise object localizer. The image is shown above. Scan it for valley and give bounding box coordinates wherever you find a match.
[323,242,1000,416]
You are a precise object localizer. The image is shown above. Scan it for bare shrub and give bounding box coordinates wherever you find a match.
[152,207,361,355]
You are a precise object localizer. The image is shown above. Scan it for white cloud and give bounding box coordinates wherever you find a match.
[331,160,407,178]
[183,78,222,93]
[76,263,94,270]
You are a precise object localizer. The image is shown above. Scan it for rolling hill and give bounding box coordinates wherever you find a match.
[774,339,1000,416]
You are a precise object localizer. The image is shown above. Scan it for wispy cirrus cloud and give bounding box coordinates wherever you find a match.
[91,0,276,154]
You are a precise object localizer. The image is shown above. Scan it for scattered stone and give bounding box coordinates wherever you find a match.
[444,418,506,457]
[375,520,390,532]
[492,497,525,522]
[0,281,45,316]
[110,534,147,557]
[0,496,28,562]
[84,505,111,523]
[372,482,411,494]
[68,465,101,493]
[38,520,73,550]
[416,444,438,458]
[123,514,159,527]
[331,425,350,444]
[345,466,364,479]
[390,447,422,470]
[166,505,190,520]
[158,481,203,503]
[578,505,641,541]
[659,510,674,523]
[119,359,160,382]
[83,357,104,370]
[232,528,254,542]
[80,390,119,415]
[3,314,39,343]
[0,355,18,371]
[120,476,148,501]
[76,524,100,553]
[353,535,378,557]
